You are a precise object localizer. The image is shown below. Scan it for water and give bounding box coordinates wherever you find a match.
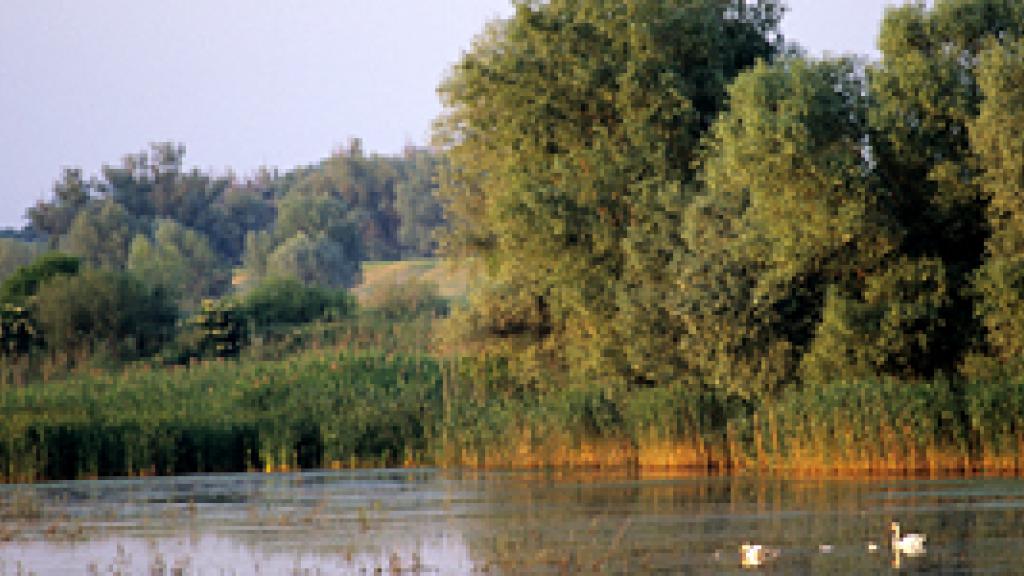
[3,470,1024,574]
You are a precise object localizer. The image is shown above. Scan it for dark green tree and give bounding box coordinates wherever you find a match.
[33,268,177,359]
[27,168,93,242]
[0,304,37,356]
[396,148,444,257]
[192,299,246,358]
[203,185,276,262]
[0,252,81,305]
[867,0,1024,374]
[100,143,232,229]
[238,276,353,328]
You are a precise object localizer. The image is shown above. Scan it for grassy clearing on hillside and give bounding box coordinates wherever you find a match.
[353,259,469,304]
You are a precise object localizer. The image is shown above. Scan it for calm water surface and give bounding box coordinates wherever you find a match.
[2,469,1024,574]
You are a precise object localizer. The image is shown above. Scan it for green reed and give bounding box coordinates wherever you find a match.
[6,339,1024,481]
[0,350,446,481]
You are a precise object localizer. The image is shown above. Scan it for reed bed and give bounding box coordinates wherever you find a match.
[0,350,446,482]
[5,345,1024,481]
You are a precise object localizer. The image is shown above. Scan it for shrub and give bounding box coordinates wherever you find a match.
[33,268,178,359]
[0,252,81,305]
[192,299,246,359]
[0,303,37,356]
[238,276,354,329]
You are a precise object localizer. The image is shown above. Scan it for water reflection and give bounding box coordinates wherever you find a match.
[1,470,1024,574]
[0,533,475,575]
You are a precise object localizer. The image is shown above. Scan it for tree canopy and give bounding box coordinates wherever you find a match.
[437,0,1024,396]
[436,0,783,389]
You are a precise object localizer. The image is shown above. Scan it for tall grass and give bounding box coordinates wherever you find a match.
[0,350,446,482]
[5,333,1024,481]
[433,368,1024,475]
[761,376,969,475]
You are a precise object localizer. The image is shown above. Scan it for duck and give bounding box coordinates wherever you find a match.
[740,544,779,567]
[890,522,926,556]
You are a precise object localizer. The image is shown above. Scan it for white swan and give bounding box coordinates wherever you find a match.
[740,544,779,567]
[891,522,926,556]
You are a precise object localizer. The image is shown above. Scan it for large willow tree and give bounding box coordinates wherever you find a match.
[436,0,782,390]
[680,58,900,395]
[438,0,1024,396]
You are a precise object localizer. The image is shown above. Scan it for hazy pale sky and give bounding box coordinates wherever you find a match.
[1,1,904,228]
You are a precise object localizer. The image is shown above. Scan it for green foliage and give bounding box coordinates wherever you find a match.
[675,57,888,396]
[436,0,781,390]
[0,252,81,305]
[242,230,274,284]
[0,351,447,480]
[970,37,1024,362]
[17,142,444,300]
[283,141,445,261]
[396,149,444,256]
[265,231,361,289]
[868,0,1024,373]
[802,259,950,383]
[101,143,232,229]
[26,168,92,241]
[192,299,246,359]
[32,268,178,359]
[97,143,277,265]
[128,219,229,309]
[275,189,358,245]
[0,304,37,356]
[238,276,354,329]
[60,199,140,270]
[243,192,363,289]
[437,0,1024,398]
[207,185,276,262]
[0,239,45,285]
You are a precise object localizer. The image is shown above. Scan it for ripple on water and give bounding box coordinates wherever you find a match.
[3,470,1024,574]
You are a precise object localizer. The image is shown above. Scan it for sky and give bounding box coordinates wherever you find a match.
[0,0,905,229]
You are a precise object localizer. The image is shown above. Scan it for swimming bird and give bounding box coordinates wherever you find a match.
[890,522,926,556]
[740,544,779,567]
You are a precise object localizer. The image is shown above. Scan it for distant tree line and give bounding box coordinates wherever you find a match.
[0,141,443,364]
[1,141,445,291]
